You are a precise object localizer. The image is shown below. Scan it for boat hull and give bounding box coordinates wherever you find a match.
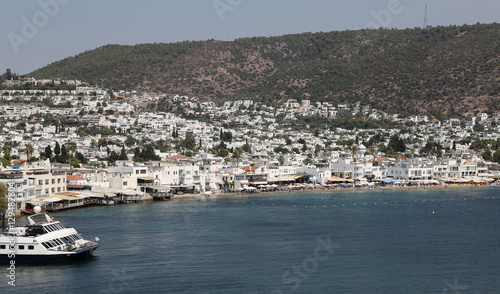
[0,244,99,264]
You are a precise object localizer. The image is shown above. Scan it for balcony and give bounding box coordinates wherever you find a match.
[0,172,24,180]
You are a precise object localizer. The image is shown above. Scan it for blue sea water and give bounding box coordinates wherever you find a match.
[2,188,500,293]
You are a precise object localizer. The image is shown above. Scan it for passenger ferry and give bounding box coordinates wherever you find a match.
[0,207,99,263]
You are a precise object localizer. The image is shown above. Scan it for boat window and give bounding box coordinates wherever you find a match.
[61,237,70,244]
[43,226,51,233]
[49,240,58,247]
[68,235,76,242]
[18,245,24,250]
[28,246,34,250]
[0,245,5,249]
[41,242,50,249]
[54,239,63,246]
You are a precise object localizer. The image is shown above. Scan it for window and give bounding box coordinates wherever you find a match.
[136,170,139,174]
[28,246,34,250]
[141,170,146,174]
[45,179,49,185]
[123,181,128,186]
[52,179,55,184]
[58,178,61,184]
[58,187,61,192]
[0,245,5,249]
[18,245,24,250]
[45,188,49,194]
[38,180,43,185]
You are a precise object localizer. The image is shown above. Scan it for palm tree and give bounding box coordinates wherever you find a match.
[2,145,12,160]
[25,143,34,159]
[350,144,358,162]
[232,147,242,166]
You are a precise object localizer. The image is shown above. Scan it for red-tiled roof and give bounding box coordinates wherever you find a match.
[166,154,189,161]
[67,175,86,181]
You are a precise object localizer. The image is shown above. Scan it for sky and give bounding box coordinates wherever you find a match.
[1,0,499,74]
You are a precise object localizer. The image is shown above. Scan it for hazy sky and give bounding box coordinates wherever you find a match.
[1,0,499,74]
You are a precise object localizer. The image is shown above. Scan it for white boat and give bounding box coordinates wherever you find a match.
[1,208,99,264]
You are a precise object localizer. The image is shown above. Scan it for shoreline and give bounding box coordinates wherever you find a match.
[5,184,491,220]
[172,184,491,199]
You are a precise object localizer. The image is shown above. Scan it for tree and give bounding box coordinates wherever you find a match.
[75,152,88,164]
[242,139,252,153]
[44,145,52,160]
[232,147,243,165]
[473,123,485,133]
[68,157,80,168]
[2,145,12,161]
[25,143,34,159]
[350,144,358,159]
[0,183,8,214]
[98,138,108,148]
[278,155,285,166]
[61,145,68,158]
[68,142,77,155]
[54,141,61,156]
[108,150,119,164]
[482,149,492,162]
[220,130,233,142]
[386,135,406,154]
[181,133,197,151]
[493,150,500,164]
[119,146,128,160]
[124,135,137,147]
[421,141,444,156]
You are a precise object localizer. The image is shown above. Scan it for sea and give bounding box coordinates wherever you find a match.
[1,187,499,294]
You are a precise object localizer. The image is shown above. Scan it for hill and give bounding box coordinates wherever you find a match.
[29,23,500,117]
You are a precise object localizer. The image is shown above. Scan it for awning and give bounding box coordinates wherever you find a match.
[58,196,83,201]
[148,186,171,191]
[268,174,309,182]
[137,177,157,181]
[327,176,354,183]
[42,197,63,203]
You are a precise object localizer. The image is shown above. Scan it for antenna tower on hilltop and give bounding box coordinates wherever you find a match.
[424,4,429,29]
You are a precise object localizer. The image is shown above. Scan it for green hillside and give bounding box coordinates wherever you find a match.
[29,23,500,117]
